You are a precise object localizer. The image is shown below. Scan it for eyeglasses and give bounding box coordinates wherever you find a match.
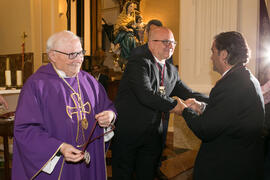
[52,50,86,59]
[152,40,177,46]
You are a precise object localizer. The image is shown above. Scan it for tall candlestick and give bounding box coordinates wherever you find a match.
[6,57,10,70]
[21,32,27,71]
[22,42,24,70]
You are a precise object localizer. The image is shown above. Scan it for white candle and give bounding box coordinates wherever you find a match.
[5,70,11,86]
[16,70,22,86]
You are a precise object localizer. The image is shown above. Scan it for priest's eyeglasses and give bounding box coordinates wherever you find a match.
[52,50,86,59]
[152,40,177,46]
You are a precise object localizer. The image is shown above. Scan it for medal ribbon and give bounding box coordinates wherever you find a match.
[155,61,166,122]
[155,61,166,86]
[82,120,115,152]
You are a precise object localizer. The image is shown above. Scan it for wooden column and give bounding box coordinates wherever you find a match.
[90,0,104,64]
[91,0,97,55]
[96,0,103,55]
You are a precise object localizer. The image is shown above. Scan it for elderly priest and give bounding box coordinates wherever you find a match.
[12,30,116,180]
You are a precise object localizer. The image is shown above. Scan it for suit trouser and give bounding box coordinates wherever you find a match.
[111,129,162,180]
[158,118,169,168]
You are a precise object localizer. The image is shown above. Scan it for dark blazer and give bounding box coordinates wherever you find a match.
[114,47,208,144]
[183,64,265,180]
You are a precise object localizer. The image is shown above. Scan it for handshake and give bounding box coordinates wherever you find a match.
[170,97,205,116]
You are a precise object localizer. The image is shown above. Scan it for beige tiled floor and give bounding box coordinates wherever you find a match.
[160,149,197,179]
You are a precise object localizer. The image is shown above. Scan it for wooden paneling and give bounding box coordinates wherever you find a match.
[0,53,34,87]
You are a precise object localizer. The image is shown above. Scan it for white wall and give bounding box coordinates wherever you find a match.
[141,0,180,65]
[237,0,259,74]
[180,0,259,94]
[0,0,32,54]
[0,0,67,71]
[30,0,67,71]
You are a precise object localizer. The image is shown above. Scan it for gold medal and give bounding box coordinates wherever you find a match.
[82,118,88,129]
[159,86,166,95]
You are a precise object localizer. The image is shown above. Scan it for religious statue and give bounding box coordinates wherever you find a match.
[134,15,146,44]
[113,1,144,66]
[118,0,141,12]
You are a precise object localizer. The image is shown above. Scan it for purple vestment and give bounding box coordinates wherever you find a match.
[12,63,116,180]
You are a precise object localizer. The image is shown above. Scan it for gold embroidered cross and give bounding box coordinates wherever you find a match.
[66,93,91,120]
[66,92,91,145]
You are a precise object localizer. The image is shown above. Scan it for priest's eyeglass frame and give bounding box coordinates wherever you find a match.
[52,49,86,59]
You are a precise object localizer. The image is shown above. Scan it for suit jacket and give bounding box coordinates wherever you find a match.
[114,47,208,144]
[183,64,265,180]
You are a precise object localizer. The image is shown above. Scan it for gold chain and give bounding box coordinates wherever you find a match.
[52,65,88,146]
[53,67,86,118]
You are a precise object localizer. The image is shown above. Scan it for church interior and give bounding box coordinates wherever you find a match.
[0,0,269,179]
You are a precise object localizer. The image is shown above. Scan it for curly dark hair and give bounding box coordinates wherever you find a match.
[214,31,250,65]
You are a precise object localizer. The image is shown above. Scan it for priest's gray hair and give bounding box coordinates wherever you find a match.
[46,30,81,53]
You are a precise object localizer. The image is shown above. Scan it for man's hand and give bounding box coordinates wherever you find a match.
[95,110,115,127]
[0,95,8,110]
[184,98,204,115]
[60,143,84,162]
[170,97,187,116]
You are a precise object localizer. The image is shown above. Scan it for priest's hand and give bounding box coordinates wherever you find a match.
[95,110,115,127]
[60,143,84,162]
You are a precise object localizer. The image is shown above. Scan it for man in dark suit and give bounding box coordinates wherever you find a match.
[176,31,265,180]
[111,27,208,180]
[261,82,270,180]
[130,19,173,180]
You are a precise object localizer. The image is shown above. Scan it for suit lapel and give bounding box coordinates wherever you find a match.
[146,49,161,90]
[163,62,171,96]
[152,58,161,89]
[163,62,177,96]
